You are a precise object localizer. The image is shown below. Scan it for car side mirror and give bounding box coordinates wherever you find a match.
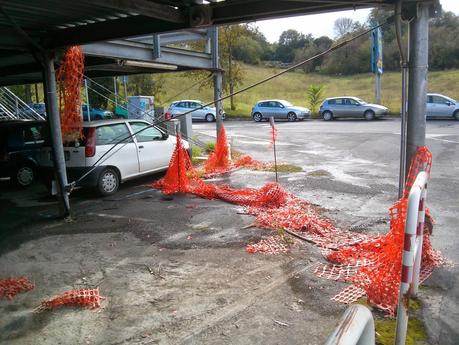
[162,132,169,140]
[446,101,452,106]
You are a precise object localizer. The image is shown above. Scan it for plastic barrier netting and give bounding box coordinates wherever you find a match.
[314,146,445,316]
[204,126,231,175]
[0,277,34,300]
[246,235,290,255]
[56,46,84,143]
[37,288,102,311]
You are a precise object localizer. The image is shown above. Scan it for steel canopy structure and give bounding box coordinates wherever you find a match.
[0,0,436,218]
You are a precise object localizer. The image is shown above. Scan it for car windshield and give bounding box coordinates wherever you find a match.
[280,101,293,107]
[355,98,367,104]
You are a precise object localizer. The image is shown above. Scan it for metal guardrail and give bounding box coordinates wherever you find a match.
[325,304,375,345]
[395,171,428,345]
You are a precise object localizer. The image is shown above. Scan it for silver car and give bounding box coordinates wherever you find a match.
[251,100,310,122]
[320,97,388,121]
[427,93,459,120]
[167,100,225,122]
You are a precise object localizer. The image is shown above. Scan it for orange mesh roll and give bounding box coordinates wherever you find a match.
[38,288,102,311]
[56,46,85,143]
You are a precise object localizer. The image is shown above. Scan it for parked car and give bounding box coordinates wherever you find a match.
[0,120,47,187]
[320,97,388,120]
[38,119,189,196]
[26,103,47,117]
[426,93,459,120]
[81,104,114,121]
[251,100,310,122]
[166,100,225,122]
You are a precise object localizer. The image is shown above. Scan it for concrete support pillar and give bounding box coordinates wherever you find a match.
[211,25,224,138]
[42,53,70,218]
[405,3,429,176]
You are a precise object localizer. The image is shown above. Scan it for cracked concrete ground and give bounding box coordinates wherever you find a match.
[0,118,458,344]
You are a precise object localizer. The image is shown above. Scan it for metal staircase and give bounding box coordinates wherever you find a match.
[0,87,45,121]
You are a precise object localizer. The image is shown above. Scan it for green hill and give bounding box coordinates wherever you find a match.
[158,64,459,118]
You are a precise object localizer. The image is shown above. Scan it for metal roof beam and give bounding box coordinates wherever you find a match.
[80,0,186,23]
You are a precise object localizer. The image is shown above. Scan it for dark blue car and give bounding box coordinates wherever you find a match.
[0,120,47,187]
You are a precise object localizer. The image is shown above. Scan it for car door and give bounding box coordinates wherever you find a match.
[93,123,139,179]
[171,102,186,118]
[273,101,286,119]
[333,98,346,117]
[426,95,435,117]
[189,102,203,120]
[431,95,455,117]
[129,121,173,172]
[258,102,271,118]
[347,98,361,117]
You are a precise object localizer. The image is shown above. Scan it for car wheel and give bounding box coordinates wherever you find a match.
[287,112,297,122]
[97,167,119,196]
[14,163,35,188]
[205,114,215,122]
[253,112,263,122]
[322,111,333,121]
[364,110,375,121]
[453,110,459,121]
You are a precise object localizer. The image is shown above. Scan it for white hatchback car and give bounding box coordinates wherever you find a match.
[38,119,188,195]
[166,100,225,122]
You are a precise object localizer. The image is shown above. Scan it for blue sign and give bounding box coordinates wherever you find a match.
[371,26,383,75]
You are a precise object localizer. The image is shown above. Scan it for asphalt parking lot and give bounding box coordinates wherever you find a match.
[0,118,458,345]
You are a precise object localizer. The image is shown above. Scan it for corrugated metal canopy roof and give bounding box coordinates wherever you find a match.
[0,0,398,85]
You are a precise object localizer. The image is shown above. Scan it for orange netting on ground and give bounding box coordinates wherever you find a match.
[153,128,444,315]
[0,277,34,300]
[37,288,102,311]
[314,146,445,316]
[56,46,85,143]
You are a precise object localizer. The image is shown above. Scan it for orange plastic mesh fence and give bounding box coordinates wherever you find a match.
[0,277,34,300]
[56,46,84,143]
[38,288,102,311]
[204,126,231,175]
[153,128,444,315]
[245,235,290,255]
[314,146,445,316]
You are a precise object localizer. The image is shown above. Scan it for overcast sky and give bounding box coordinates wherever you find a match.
[255,0,459,42]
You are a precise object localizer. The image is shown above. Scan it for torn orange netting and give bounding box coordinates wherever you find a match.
[56,46,84,143]
[0,277,34,300]
[37,288,102,311]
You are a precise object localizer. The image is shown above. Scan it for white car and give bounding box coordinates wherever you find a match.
[166,100,225,122]
[38,119,188,195]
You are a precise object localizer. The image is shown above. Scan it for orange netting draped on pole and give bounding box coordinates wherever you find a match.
[37,288,102,311]
[56,46,85,143]
[315,146,445,316]
[0,277,34,300]
[204,126,231,175]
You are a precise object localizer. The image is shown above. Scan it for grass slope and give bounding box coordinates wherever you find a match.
[158,64,459,118]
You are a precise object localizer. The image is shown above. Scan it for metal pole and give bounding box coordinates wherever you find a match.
[405,3,429,177]
[34,83,39,102]
[113,76,118,108]
[42,53,71,218]
[211,26,224,138]
[84,78,91,122]
[123,76,128,101]
[375,73,381,104]
[395,0,409,198]
[270,117,278,183]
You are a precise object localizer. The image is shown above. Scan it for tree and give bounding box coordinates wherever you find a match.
[275,29,310,63]
[127,74,166,102]
[306,85,324,115]
[334,17,354,37]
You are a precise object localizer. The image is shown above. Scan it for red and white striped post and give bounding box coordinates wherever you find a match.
[395,171,428,345]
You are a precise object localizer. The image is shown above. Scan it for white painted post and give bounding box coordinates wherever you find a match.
[395,171,428,345]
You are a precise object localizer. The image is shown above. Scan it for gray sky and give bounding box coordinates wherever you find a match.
[255,0,459,42]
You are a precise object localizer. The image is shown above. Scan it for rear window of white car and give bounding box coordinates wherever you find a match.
[130,122,163,142]
[96,123,132,145]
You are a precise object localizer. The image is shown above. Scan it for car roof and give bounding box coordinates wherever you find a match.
[82,119,151,127]
[173,99,202,103]
[0,120,46,128]
[257,99,289,103]
[324,96,360,100]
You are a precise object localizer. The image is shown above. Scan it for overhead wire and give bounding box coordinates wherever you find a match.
[74,18,390,186]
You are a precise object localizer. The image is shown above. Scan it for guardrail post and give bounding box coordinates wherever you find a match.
[395,171,428,345]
